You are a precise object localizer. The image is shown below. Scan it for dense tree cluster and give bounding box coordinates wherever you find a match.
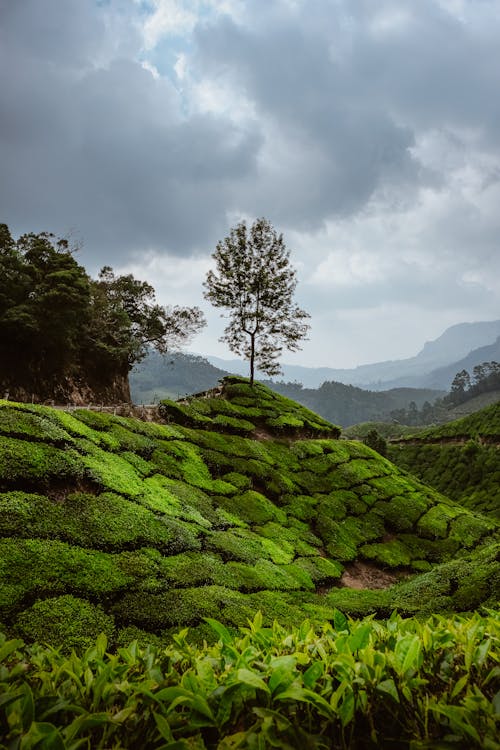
[0,224,205,403]
[388,361,500,426]
[446,362,500,405]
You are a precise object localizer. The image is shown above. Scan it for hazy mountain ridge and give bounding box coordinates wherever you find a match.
[206,320,500,389]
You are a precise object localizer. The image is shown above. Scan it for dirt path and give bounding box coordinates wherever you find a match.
[340,561,407,590]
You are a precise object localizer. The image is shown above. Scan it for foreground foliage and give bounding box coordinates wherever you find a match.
[1,610,499,749]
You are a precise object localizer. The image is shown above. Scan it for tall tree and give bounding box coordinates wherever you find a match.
[0,224,206,403]
[85,266,206,378]
[204,218,310,386]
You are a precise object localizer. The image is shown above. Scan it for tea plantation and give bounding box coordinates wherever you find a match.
[388,401,500,518]
[0,378,499,748]
[0,377,498,645]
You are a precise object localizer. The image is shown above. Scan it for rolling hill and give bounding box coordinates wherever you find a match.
[388,401,500,518]
[0,377,498,651]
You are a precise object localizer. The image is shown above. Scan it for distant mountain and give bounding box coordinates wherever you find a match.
[206,320,500,389]
[421,336,500,390]
[130,352,229,403]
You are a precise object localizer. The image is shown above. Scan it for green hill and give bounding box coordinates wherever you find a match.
[388,401,500,518]
[0,378,498,649]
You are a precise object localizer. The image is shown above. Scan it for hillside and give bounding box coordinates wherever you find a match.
[268,380,443,427]
[388,401,500,518]
[1,377,498,650]
[130,351,230,403]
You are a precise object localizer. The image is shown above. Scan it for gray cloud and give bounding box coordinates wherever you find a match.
[1,0,500,366]
[0,0,261,266]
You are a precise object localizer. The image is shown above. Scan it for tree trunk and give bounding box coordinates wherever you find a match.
[250,334,255,387]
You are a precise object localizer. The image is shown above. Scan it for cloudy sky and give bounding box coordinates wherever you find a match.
[1,0,500,368]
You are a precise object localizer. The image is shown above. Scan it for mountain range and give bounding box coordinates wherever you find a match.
[205,320,500,390]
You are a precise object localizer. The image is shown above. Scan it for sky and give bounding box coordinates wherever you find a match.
[1,0,500,369]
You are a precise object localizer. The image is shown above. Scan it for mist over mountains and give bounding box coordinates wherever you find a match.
[205,320,500,390]
[130,320,500,427]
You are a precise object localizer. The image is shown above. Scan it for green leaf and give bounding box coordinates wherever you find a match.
[338,688,355,727]
[333,609,348,632]
[275,686,333,718]
[204,618,234,646]
[473,638,491,669]
[95,632,108,658]
[394,635,422,674]
[432,704,481,743]
[155,686,194,703]
[192,694,215,721]
[154,712,175,741]
[20,683,35,731]
[493,690,500,716]
[303,661,324,689]
[348,624,371,652]
[252,707,293,732]
[268,656,297,695]
[235,669,270,694]
[376,679,400,704]
[21,721,66,750]
[451,675,468,699]
[0,638,24,662]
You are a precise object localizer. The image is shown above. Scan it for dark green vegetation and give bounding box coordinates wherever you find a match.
[0,224,204,404]
[0,377,498,651]
[1,611,499,749]
[389,401,500,519]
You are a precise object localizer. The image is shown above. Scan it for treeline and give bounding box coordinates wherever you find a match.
[0,225,204,403]
[390,361,500,425]
[447,361,500,404]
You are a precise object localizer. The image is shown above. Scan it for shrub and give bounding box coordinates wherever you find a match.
[16,595,115,651]
[360,539,413,568]
[0,437,84,488]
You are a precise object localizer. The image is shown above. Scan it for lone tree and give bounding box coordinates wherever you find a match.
[204,218,310,386]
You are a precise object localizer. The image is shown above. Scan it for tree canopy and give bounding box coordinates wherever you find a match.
[0,224,205,403]
[204,218,310,385]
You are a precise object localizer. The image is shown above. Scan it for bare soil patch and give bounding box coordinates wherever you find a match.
[340,561,403,590]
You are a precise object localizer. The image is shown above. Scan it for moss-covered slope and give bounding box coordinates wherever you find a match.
[0,378,498,646]
[388,401,500,518]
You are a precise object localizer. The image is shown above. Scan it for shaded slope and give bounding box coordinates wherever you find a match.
[388,401,500,518]
[0,378,498,646]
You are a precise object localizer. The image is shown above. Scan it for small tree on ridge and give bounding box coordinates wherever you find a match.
[204,218,310,386]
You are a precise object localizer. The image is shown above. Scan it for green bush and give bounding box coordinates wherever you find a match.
[15,595,115,651]
[2,610,499,749]
[360,539,413,568]
[0,490,177,550]
[216,489,285,525]
[0,437,84,488]
[0,405,73,443]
